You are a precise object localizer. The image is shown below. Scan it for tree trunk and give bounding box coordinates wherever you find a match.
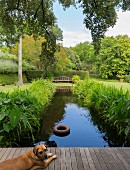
[17,32,23,85]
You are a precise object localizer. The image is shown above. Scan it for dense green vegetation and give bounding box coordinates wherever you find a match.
[0,79,55,146]
[73,78,130,139]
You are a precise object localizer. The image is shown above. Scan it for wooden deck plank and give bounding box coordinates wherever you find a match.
[103,148,121,170]
[93,148,108,170]
[55,148,61,170]
[113,148,130,170]
[74,148,84,170]
[89,148,103,170]
[46,147,55,170]
[69,148,79,170]
[65,148,72,170]
[60,148,66,170]
[5,148,17,160]
[85,148,96,170]
[0,148,8,162]
[79,148,90,170]
[108,148,127,170]
[0,147,130,170]
[99,148,115,170]
[117,148,130,166]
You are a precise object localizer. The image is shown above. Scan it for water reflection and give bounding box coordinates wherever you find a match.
[35,92,130,147]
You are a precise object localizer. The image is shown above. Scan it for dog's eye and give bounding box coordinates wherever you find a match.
[39,151,43,155]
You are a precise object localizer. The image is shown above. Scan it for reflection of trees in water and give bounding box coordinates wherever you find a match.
[35,92,130,147]
[36,92,77,142]
[88,107,130,147]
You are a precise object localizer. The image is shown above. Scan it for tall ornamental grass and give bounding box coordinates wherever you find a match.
[73,78,130,137]
[0,79,55,146]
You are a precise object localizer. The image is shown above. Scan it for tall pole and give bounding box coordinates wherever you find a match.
[17,31,23,85]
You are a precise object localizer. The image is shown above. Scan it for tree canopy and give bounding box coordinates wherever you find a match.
[59,0,130,53]
[1,0,130,53]
[98,35,130,79]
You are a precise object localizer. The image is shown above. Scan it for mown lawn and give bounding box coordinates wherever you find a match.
[99,81,130,92]
[0,82,73,93]
[0,83,31,93]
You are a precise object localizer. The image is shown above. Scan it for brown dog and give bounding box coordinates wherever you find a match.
[0,144,57,170]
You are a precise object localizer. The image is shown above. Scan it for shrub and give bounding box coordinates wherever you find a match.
[73,78,130,138]
[54,70,89,79]
[25,70,89,81]
[0,60,18,73]
[0,79,56,146]
[25,70,54,82]
[124,75,130,83]
[0,90,40,146]
[29,79,56,107]
[72,75,80,83]
[0,73,28,85]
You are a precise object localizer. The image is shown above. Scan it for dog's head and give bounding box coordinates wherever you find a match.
[33,144,48,161]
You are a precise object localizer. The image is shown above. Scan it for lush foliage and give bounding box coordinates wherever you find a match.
[0,50,35,73]
[55,70,89,79]
[1,0,130,54]
[0,60,18,73]
[0,0,56,45]
[0,90,40,146]
[11,35,44,69]
[73,78,130,138]
[124,75,130,83]
[71,41,95,71]
[25,70,88,81]
[0,73,28,86]
[98,35,130,79]
[0,79,55,146]
[29,79,56,107]
[25,70,54,82]
[72,75,80,83]
[59,0,130,53]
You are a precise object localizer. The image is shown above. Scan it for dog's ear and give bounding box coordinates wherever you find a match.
[33,146,39,155]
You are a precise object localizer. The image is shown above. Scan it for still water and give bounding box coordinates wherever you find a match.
[36,92,130,147]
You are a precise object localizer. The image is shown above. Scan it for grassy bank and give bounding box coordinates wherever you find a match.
[0,79,55,146]
[0,83,31,93]
[73,78,130,138]
[99,81,130,92]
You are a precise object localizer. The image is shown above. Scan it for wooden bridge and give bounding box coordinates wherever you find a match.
[53,76,73,83]
[56,86,72,92]
[0,147,130,170]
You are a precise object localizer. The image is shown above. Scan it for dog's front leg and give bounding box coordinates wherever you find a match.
[44,154,57,168]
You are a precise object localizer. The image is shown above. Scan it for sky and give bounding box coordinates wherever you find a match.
[53,1,130,47]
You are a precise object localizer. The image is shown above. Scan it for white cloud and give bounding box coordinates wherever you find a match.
[62,11,130,47]
[63,30,92,47]
[106,11,130,37]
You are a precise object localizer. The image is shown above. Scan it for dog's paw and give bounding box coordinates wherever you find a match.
[47,153,53,157]
[53,155,57,159]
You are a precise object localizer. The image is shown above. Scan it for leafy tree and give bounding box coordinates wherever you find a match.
[0,0,57,84]
[55,45,69,72]
[72,41,95,71]
[58,0,130,53]
[66,48,82,70]
[98,35,130,79]
[11,35,44,69]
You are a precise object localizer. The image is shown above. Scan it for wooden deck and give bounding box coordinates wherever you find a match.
[0,147,130,170]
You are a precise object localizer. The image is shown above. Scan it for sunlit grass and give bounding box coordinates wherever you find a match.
[53,82,73,86]
[0,83,31,93]
[0,82,73,93]
[99,81,130,92]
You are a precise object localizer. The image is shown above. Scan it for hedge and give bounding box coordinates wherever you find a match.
[25,70,89,81]
[124,75,130,83]
[0,73,28,85]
